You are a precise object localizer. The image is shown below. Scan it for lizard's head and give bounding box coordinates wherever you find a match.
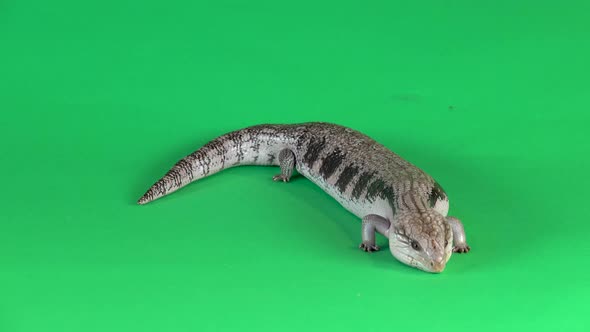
[388,210,453,273]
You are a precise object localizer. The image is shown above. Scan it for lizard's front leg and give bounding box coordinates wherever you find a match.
[446,216,470,253]
[272,148,295,182]
[359,214,391,252]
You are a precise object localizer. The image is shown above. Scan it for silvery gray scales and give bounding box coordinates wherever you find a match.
[138,123,470,273]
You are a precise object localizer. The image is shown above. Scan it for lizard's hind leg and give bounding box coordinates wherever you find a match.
[272,149,295,182]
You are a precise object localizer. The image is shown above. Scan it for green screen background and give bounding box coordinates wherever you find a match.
[1,1,589,331]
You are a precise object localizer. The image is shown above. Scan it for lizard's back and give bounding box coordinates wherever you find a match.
[138,122,448,221]
[272,123,444,219]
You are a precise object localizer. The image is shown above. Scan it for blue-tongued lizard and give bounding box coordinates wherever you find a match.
[138,122,470,273]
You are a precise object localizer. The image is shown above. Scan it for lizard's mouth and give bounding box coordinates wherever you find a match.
[429,262,445,273]
[399,253,446,273]
[427,254,447,273]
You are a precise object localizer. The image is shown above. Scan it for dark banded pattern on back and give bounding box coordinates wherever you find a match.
[351,172,375,200]
[335,164,359,193]
[428,182,447,207]
[319,148,345,179]
[302,136,327,167]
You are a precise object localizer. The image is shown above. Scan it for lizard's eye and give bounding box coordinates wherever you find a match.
[410,240,421,251]
[445,240,449,247]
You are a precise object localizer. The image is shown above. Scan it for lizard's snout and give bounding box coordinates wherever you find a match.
[429,257,446,273]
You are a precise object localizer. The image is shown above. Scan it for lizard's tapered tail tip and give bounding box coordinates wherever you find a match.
[137,196,149,205]
[137,192,154,205]
[137,178,170,205]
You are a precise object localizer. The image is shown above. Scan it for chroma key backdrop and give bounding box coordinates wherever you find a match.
[1,1,589,331]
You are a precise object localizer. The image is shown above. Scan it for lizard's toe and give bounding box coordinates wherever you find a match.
[359,243,380,253]
[272,174,290,182]
[453,245,471,253]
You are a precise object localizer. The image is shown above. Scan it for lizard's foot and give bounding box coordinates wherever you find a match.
[359,243,380,253]
[272,174,290,182]
[453,244,471,253]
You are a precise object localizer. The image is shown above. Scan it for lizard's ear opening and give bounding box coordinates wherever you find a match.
[386,215,407,239]
[387,220,409,252]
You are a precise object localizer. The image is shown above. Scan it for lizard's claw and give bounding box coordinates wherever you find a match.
[453,244,471,253]
[359,243,380,253]
[272,174,290,182]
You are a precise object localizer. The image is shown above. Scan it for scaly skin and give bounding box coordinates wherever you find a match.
[138,122,470,273]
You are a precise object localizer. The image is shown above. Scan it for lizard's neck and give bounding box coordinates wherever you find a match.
[394,191,430,213]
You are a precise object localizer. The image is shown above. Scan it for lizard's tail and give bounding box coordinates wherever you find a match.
[137,124,296,205]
